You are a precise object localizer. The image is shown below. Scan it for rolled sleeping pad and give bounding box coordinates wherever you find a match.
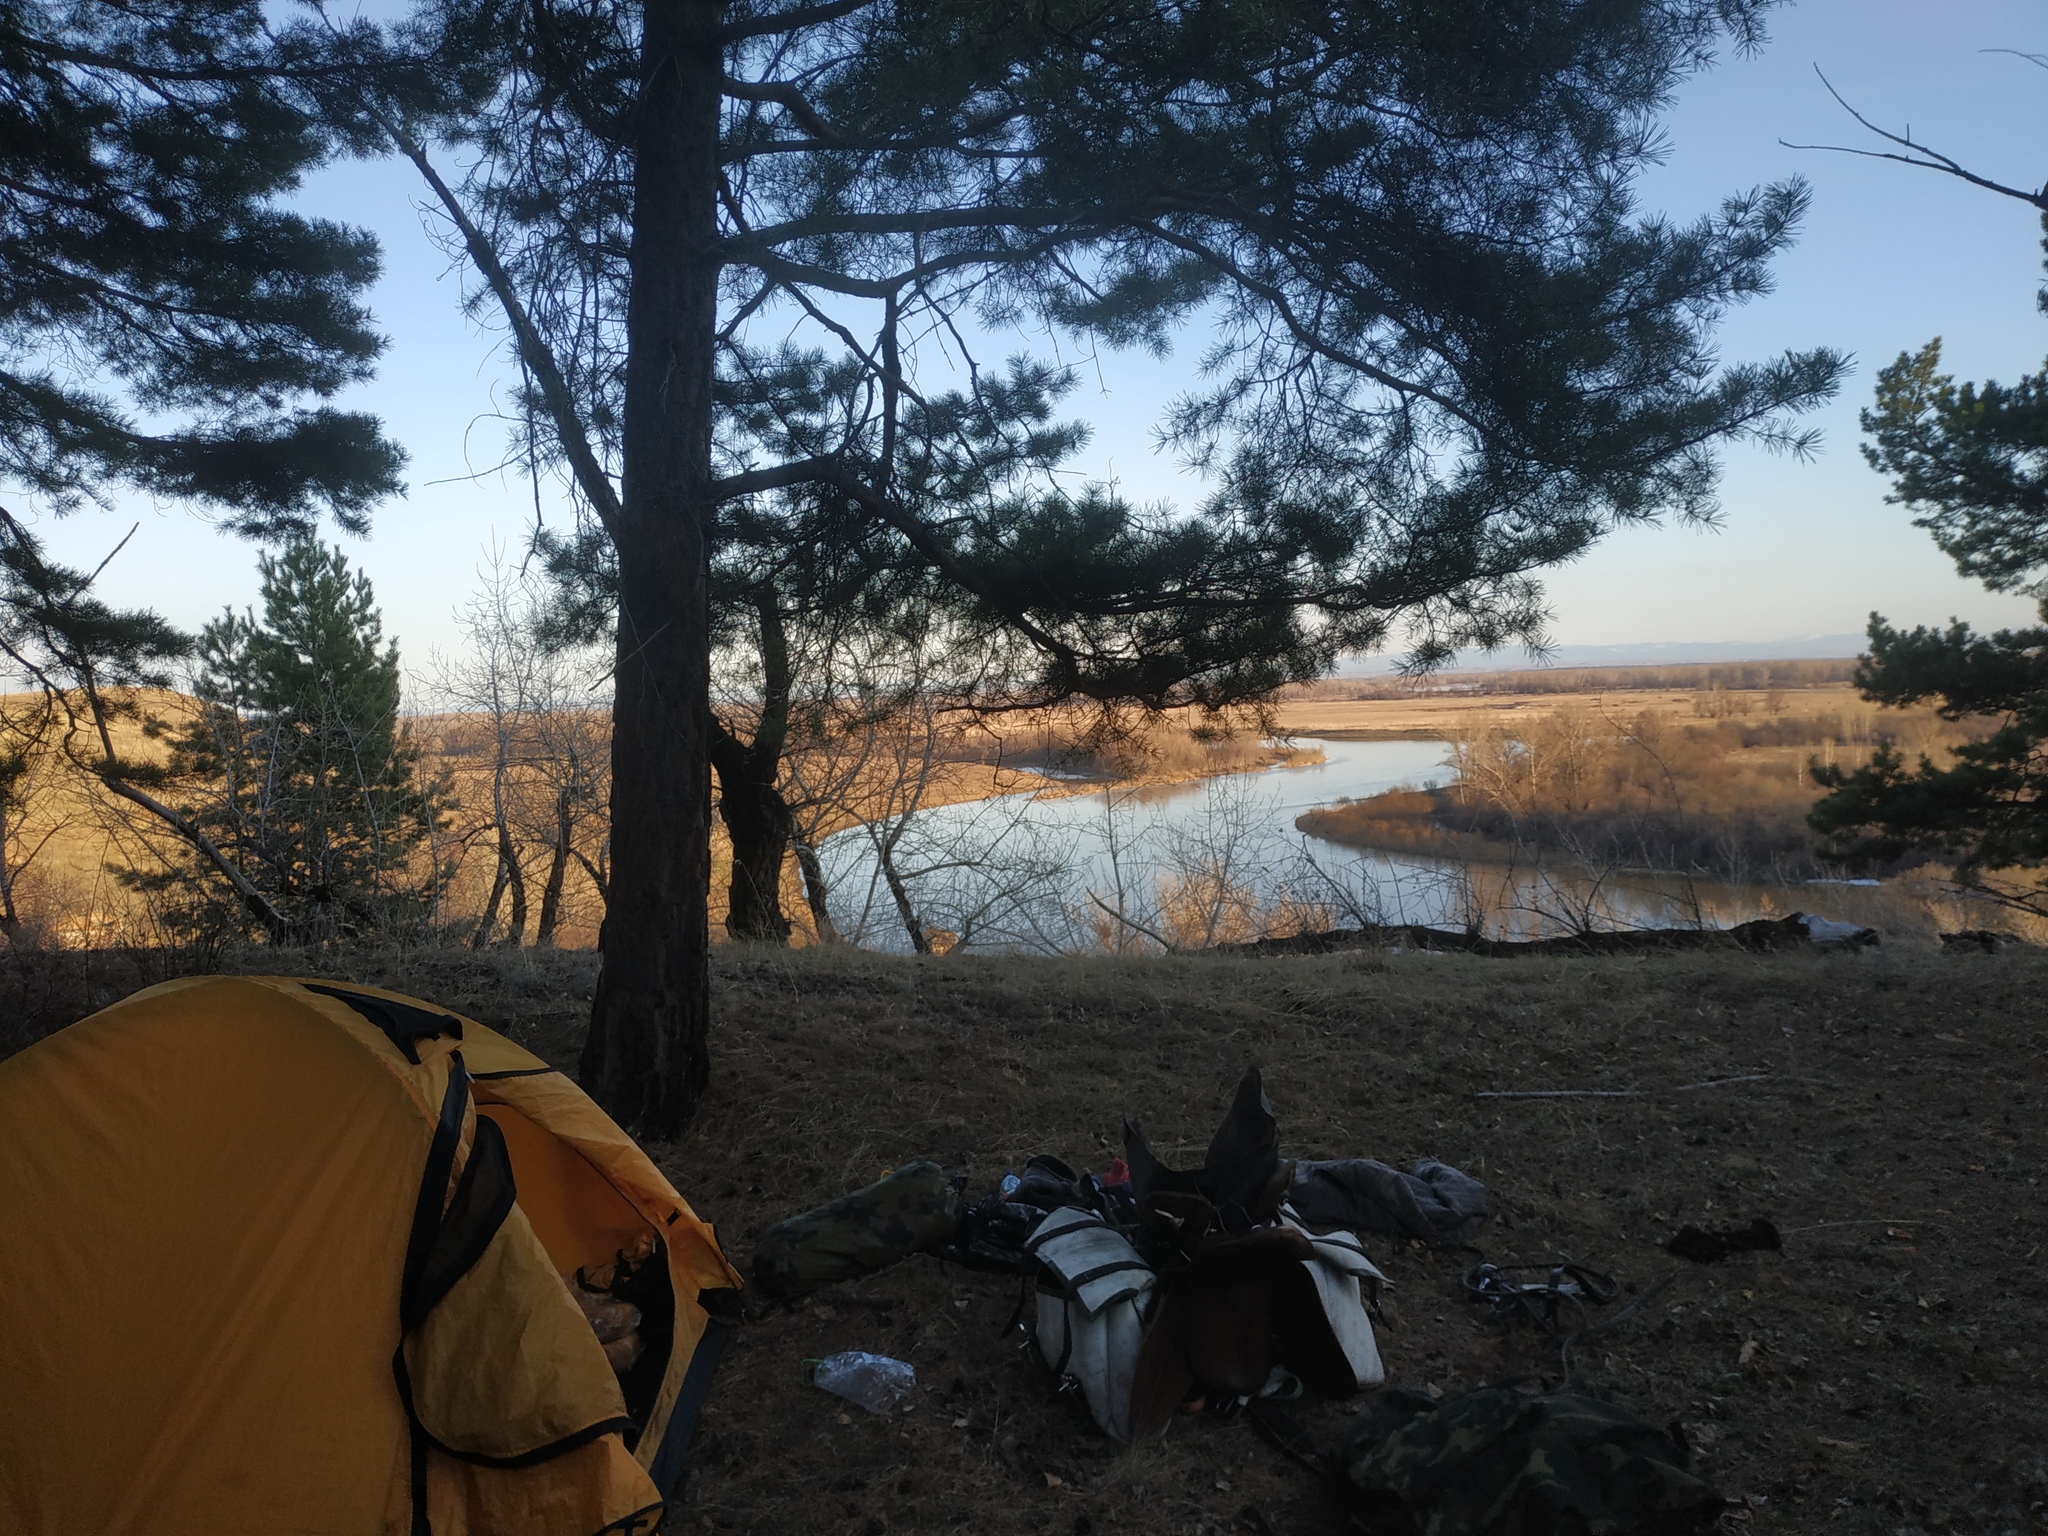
[751,1160,961,1299]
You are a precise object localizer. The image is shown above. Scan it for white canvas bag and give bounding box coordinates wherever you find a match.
[1279,1206,1389,1390]
[1026,1206,1155,1441]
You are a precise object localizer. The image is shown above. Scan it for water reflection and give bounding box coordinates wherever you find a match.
[817,737,1789,953]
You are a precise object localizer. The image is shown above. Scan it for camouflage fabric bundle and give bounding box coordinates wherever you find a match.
[1340,1387,1723,1536]
[752,1161,961,1299]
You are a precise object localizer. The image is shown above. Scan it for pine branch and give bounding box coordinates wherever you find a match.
[721,0,872,43]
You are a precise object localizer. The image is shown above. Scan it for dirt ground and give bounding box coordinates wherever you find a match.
[4,939,2044,1534]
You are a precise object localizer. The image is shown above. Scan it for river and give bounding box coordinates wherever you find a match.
[816,737,1788,953]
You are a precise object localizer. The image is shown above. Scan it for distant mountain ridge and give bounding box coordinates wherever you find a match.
[1340,634,1866,675]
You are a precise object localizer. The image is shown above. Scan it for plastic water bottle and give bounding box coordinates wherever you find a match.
[812,1351,916,1414]
[1000,1172,1021,1197]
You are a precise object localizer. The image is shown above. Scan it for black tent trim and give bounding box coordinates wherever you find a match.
[307,983,464,1064]
[390,1051,640,1528]
[406,1113,519,1331]
[593,1502,664,1535]
[397,1057,471,1536]
[646,1299,736,1499]
[400,1054,473,1325]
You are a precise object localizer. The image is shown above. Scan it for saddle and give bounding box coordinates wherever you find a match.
[1029,1068,1387,1441]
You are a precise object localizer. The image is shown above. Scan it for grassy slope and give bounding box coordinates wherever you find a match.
[5,941,2042,1533]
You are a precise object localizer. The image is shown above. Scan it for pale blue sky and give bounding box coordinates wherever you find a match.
[20,0,2048,675]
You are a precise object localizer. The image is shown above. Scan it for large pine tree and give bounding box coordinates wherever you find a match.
[1809,231,2048,912]
[152,540,445,940]
[358,0,1842,1132]
[0,0,407,933]
[0,0,402,530]
[1803,62,2048,915]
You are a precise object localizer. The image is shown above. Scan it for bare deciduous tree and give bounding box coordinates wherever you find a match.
[433,554,614,948]
[0,693,73,939]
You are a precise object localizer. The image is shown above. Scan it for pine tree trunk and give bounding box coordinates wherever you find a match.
[716,770,793,943]
[711,594,794,943]
[0,790,21,940]
[579,0,721,1135]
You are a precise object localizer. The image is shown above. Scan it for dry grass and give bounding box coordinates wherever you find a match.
[1270,685,1876,742]
[7,939,2041,1534]
[656,944,2046,1536]
[1291,694,1982,890]
[1282,660,1860,705]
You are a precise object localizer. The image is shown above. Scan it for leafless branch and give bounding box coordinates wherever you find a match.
[1088,888,1181,953]
[1782,67,2048,212]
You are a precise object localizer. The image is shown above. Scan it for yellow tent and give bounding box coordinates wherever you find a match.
[0,974,741,1536]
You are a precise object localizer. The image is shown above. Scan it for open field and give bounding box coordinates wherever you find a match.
[1270,683,1871,742]
[1275,677,1985,890]
[4,940,2042,1534]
